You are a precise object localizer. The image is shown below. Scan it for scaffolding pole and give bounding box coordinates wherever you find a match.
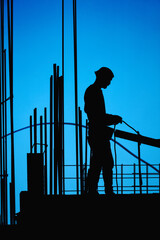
[73,0,79,195]
[54,64,58,195]
[0,0,8,225]
[34,108,37,153]
[3,49,7,225]
[44,107,47,195]
[79,108,83,194]
[0,0,3,224]
[30,116,32,153]
[50,75,53,195]
[62,0,65,195]
[7,0,15,224]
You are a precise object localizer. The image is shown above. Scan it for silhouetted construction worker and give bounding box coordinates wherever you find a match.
[84,67,122,195]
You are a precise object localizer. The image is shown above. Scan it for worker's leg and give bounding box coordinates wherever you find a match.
[103,168,113,194]
[102,142,114,194]
[87,149,102,194]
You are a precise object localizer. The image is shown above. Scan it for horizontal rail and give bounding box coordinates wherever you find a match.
[1,121,159,173]
[64,161,160,195]
[2,122,160,148]
[112,139,160,173]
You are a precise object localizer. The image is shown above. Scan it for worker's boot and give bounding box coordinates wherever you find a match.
[104,170,115,196]
[105,186,115,196]
[87,168,99,195]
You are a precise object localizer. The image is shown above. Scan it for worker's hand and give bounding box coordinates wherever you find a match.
[114,115,122,124]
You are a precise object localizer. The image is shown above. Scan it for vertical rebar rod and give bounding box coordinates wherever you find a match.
[59,77,63,195]
[138,132,142,194]
[54,64,57,195]
[134,163,136,194]
[7,0,10,55]
[40,116,43,154]
[73,0,79,195]
[121,164,123,194]
[1,1,5,224]
[1,179,4,224]
[3,49,7,224]
[58,76,63,195]
[62,76,65,194]
[8,0,15,224]
[146,164,148,194]
[85,119,88,192]
[50,75,53,195]
[9,182,13,224]
[1,0,7,225]
[62,0,64,78]
[34,108,37,153]
[1,0,5,221]
[44,108,47,195]
[30,116,32,153]
[62,0,65,193]
[2,55,4,224]
[1,0,4,52]
[0,0,2,224]
[79,107,83,194]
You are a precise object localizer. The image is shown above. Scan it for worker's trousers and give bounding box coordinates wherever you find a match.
[87,138,114,194]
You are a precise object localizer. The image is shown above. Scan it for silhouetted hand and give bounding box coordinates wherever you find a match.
[114,115,122,124]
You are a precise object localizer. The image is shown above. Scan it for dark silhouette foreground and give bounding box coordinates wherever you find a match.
[84,67,122,195]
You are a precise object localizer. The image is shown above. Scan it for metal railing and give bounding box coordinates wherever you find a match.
[63,163,160,195]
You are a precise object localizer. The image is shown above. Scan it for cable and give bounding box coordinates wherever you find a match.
[114,125,118,194]
[122,120,138,134]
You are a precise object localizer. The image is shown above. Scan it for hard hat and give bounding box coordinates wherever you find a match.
[95,67,114,79]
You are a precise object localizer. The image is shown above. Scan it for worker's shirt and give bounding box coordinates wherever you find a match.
[84,84,107,140]
[84,83,115,141]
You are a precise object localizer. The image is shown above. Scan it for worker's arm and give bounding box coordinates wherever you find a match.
[105,114,122,126]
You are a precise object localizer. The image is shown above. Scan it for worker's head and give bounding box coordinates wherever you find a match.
[95,67,114,89]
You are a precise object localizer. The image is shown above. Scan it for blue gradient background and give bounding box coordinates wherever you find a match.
[4,0,160,212]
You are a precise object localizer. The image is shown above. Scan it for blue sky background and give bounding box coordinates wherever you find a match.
[3,0,160,213]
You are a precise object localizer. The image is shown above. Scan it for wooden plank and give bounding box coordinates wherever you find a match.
[114,128,160,148]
